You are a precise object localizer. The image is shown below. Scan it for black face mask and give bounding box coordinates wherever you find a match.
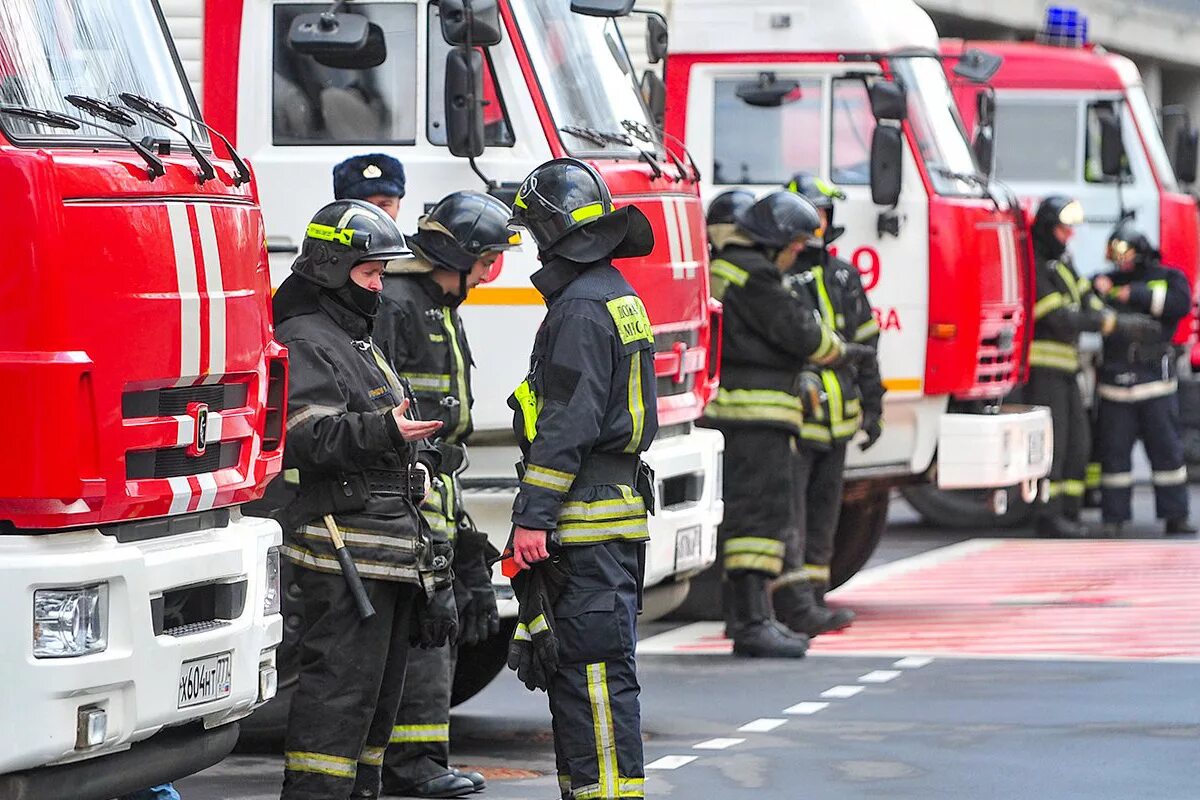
[337,279,381,317]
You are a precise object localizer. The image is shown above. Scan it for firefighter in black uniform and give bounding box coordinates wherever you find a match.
[702,190,852,658]
[373,192,517,797]
[775,173,884,636]
[273,200,457,800]
[503,158,657,800]
[1093,222,1195,536]
[1027,196,1158,538]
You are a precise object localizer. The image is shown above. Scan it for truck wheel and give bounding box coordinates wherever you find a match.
[451,619,517,707]
[829,483,890,589]
[900,484,1035,530]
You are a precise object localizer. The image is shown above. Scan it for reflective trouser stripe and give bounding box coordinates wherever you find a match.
[359,745,386,767]
[284,751,357,779]
[390,723,450,743]
[586,663,619,799]
[1029,340,1080,372]
[724,537,785,575]
[574,777,647,799]
[804,563,831,582]
[1047,479,1085,498]
[1097,380,1178,403]
[1101,472,1135,488]
[1086,462,1102,490]
[1153,466,1188,486]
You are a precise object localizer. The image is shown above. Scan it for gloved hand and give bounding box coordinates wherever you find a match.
[834,342,877,367]
[507,559,568,692]
[453,527,501,647]
[859,411,883,451]
[1114,312,1161,343]
[412,584,458,649]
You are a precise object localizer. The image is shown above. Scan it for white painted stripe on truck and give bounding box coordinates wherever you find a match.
[167,476,192,515]
[661,197,683,278]
[167,204,201,386]
[195,472,219,512]
[196,204,227,380]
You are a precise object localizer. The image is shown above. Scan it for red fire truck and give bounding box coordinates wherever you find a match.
[0,1,286,795]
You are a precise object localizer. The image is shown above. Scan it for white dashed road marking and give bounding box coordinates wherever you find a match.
[646,755,698,770]
[820,685,866,699]
[894,656,935,668]
[693,738,746,750]
[738,718,788,733]
[783,701,830,715]
[858,670,903,683]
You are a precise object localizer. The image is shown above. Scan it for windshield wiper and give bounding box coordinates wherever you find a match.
[930,165,1001,209]
[120,93,251,187]
[111,94,216,184]
[62,95,167,180]
[560,126,609,147]
[1,100,164,180]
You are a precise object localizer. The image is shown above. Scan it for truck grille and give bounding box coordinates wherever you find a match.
[976,310,1021,390]
[126,442,242,480]
[655,329,699,398]
[123,383,249,419]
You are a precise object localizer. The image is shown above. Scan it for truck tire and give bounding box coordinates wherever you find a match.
[900,484,1035,530]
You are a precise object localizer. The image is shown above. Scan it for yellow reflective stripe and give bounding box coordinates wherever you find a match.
[286,403,341,432]
[710,258,749,288]
[1148,279,1169,317]
[1088,294,1106,312]
[306,222,359,247]
[523,463,576,492]
[800,423,833,442]
[625,354,645,453]
[559,775,573,793]
[299,524,417,551]
[575,778,647,799]
[1061,479,1085,497]
[571,202,606,222]
[724,537,785,557]
[370,344,406,397]
[529,614,550,635]
[811,266,837,328]
[586,663,618,798]
[442,308,471,441]
[1153,466,1188,486]
[822,369,843,427]
[1086,462,1102,490]
[285,751,358,779]
[557,518,650,542]
[1029,340,1080,372]
[513,622,532,641]
[280,545,422,582]
[809,322,841,365]
[513,380,540,441]
[559,492,646,522]
[284,468,301,485]
[359,745,386,767]
[705,387,804,428]
[724,553,785,574]
[804,563,831,582]
[1055,262,1083,305]
[390,724,450,743]
[1101,472,1134,488]
[400,371,451,393]
[1033,292,1065,320]
[855,318,880,342]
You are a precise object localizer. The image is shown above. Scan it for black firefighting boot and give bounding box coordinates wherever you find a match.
[813,582,856,629]
[1165,518,1198,536]
[1036,514,1090,539]
[772,579,853,636]
[728,572,810,658]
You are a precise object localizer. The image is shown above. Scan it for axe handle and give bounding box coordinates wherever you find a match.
[323,514,376,620]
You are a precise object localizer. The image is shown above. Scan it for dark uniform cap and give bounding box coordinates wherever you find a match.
[408,190,522,273]
[332,153,407,201]
[292,199,410,289]
[735,190,823,250]
[784,172,846,211]
[510,157,654,262]
[706,189,756,227]
[1107,219,1156,263]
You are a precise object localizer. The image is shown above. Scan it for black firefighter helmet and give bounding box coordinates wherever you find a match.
[1107,219,1156,264]
[408,190,522,273]
[1032,195,1084,245]
[292,199,409,288]
[510,158,654,262]
[736,190,823,250]
[706,189,756,228]
[784,172,846,213]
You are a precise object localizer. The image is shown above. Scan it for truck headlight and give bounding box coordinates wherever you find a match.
[33,584,108,658]
[264,547,281,616]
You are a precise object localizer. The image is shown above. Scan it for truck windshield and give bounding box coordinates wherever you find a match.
[1126,86,1180,193]
[0,0,204,146]
[892,57,980,197]
[511,0,661,158]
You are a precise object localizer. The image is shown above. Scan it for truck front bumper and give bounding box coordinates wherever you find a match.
[936,403,1053,489]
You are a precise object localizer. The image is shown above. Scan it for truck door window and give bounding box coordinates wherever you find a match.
[831,79,874,186]
[1084,101,1132,184]
[712,77,823,185]
[0,0,204,146]
[891,57,980,196]
[273,3,417,145]
[426,4,514,147]
[1126,86,1179,192]
[992,100,1079,183]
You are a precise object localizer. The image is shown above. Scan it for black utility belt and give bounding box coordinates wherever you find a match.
[360,468,427,498]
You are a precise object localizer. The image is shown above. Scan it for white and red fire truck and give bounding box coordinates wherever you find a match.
[170,0,724,707]
[628,0,1053,604]
[0,0,286,795]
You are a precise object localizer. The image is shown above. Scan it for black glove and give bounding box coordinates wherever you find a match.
[453,527,500,647]
[507,559,568,692]
[833,342,876,368]
[412,584,458,649]
[859,411,883,451]
[1114,312,1161,343]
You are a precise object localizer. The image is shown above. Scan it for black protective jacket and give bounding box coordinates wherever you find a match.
[273,275,450,590]
[785,250,884,446]
[509,257,658,542]
[1096,256,1191,398]
[702,244,839,435]
[1030,242,1113,374]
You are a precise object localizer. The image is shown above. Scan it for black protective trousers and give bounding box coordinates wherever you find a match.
[785,443,848,586]
[380,643,454,791]
[1098,392,1190,522]
[281,569,417,800]
[550,541,644,800]
[1026,367,1089,519]
[717,427,795,578]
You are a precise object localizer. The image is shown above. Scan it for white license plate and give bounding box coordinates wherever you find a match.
[1028,431,1046,466]
[675,525,704,572]
[178,652,232,709]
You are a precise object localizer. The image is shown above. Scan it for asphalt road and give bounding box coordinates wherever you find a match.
[176,488,1200,800]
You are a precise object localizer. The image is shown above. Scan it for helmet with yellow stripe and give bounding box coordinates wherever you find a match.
[510,157,654,262]
[409,190,522,274]
[292,199,409,288]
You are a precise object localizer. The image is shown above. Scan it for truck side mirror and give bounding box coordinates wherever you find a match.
[735,72,801,108]
[445,49,485,159]
[570,0,636,16]
[1097,106,1124,178]
[1174,126,1199,184]
[869,80,907,122]
[641,70,666,128]
[646,13,669,64]
[440,0,503,47]
[952,48,1003,84]
[870,124,903,207]
[288,11,388,69]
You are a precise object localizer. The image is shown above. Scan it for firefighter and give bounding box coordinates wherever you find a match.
[373,192,518,798]
[701,190,852,658]
[776,173,884,636]
[504,158,657,800]
[273,199,456,800]
[705,188,755,256]
[333,158,492,798]
[1027,197,1159,538]
[1093,222,1196,536]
